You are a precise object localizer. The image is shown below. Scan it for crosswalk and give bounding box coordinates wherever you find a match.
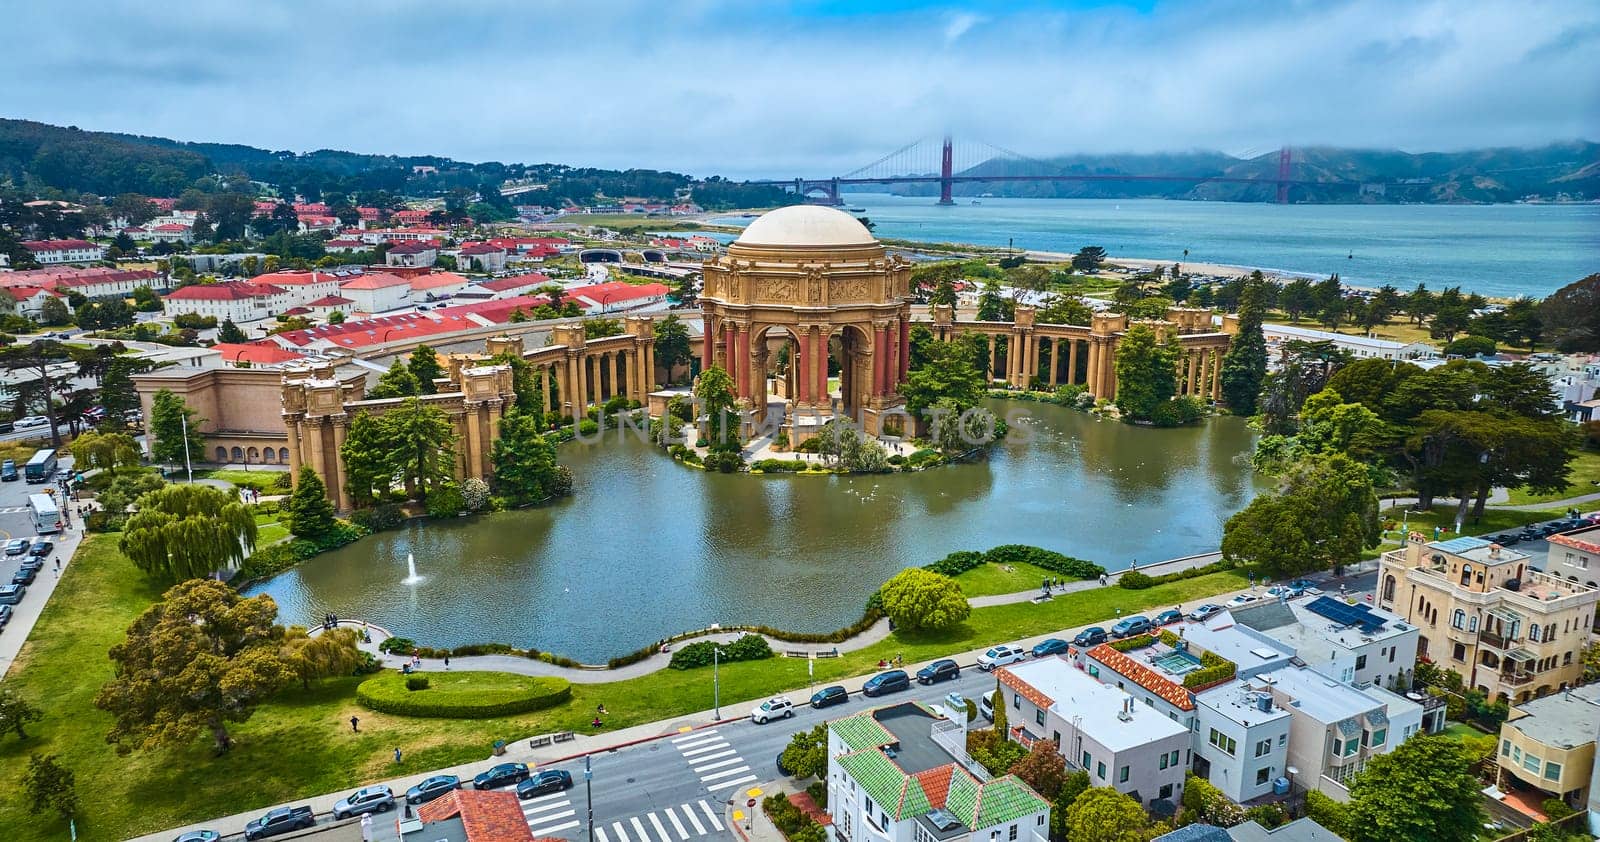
[672,728,758,794]
[592,800,725,842]
[523,790,582,837]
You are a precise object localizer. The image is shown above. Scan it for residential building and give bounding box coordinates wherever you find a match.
[305,295,355,319]
[338,272,413,313]
[406,789,536,842]
[1549,526,1600,584]
[297,215,339,234]
[1378,534,1600,704]
[456,273,551,301]
[358,227,448,245]
[1497,683,1600,808]
[1191,679,1294,804]
[1230,597,1419,690]
[1261,323,1435,361]
[22,239,105,265]
[162,281,290,323]
[0,286,67,318]
[1257,662,1422,799]
[410,271,472,300]
[386,240,439,268]
[394,209,432,225]
[324,238,369,253]
[458,243,507,273]
[0,266,157,298]
[998,657,1191,805]
[569,281,671,313]
[826,702,1049,842]
[249,270,341,308]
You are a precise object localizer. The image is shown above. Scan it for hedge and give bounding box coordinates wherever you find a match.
[752,458,808,473]
[1183,651,1237,689]
[1108,633,1157,652]
[764,793,828,842]
[924,550,986,577]
[669,633,772,670]
[356,671,572,718]
[1118,570,1155,590]
[984,544,1105,580]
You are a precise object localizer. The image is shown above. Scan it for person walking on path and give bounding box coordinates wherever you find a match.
[443,655,450,670]
[394,747,402,764]
[360,813,373,842]
[350,715,360,733]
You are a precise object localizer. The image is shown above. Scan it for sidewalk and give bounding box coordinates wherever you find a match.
[0,497,88,679]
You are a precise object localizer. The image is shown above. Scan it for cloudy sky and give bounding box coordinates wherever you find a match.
[3,0,1597,177]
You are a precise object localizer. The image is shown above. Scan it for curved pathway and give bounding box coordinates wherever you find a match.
[314,550,1226,683]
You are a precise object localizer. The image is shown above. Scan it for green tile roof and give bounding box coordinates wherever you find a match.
[898,776,932,819]
[944,769,982,827]
[837,751,909,815]
[974,776,1050,828]
[832,712,897,753]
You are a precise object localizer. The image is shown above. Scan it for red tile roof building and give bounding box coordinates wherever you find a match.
[1084,642,1197,711]
[415,790,536,842]
[568,281,669,313]
[163,282,291,323]
[209,342,307,367]
[21,239,104,264]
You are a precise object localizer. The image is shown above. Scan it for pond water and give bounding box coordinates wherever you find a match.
[244,402,1262,661]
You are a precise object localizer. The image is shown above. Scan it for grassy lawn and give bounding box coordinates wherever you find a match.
[257,522,291,546]
[194,468,289,493]
[1379,504,1567,545]
[1439,722,1489,741]
[951,561,1065,597]
[1503,449,1600,507]
[0,534,1248,841]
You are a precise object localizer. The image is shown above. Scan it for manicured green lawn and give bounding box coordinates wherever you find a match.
[951,561,1064,597]
[194,468,288,493]
[1503,449,1600,507]
[0,535,1248,841]
[1379,504,1567,544]
[256,521,291,546]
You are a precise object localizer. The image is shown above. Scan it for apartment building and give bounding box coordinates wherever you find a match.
[1257,664,1422,799]
[1230,597,1419,690]
[1498,683,1600,808]
[826,703,1049,842]
[1549,526,1600,584]
[1378,533,1600,704]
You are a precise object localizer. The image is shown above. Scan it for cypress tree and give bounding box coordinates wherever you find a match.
[1220,281,1269,414]
[286,467,337,542]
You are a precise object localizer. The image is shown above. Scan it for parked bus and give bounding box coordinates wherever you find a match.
[23,449,56,484]
[28,493,61,535]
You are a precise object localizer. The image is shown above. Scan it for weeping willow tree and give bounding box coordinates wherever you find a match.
[119,485,258,583]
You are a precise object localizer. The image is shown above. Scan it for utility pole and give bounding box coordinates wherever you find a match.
[179,412,193,483]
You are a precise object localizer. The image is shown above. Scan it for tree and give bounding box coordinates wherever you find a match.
[1007,740,1066,799]
[328,310,346,324]
[119,484,259,582]
[367,358,420,399]
[1277,278,1316,321]
[1442,335,1496,358]
[38,295,72,327]
[217,318,247,343]
[75,296,136,330]
[386,397,456,498]
[1063,788,1147,842]
[1540,274,1598,352]
[278,625,366,691]
[339,411,392,505]
[1429,286,1473,342]
[1345,735,1486,842]
[23,754,77,822]
[902,334,986,418]
[877,568,970,631]
[1036,294,1093,326]
[1224,453,1379,577]
[1220,281,1268,414]
[492,408,563,505]
[131,285,161,311]
[0,688,43,740]
[407,344,444,394]
[1071,246,1107,272]
[778,724,828,780]
[286,466,338,542]
[95,579,300,754]
[148,389,205,467]
[654,314,692,383]
[1113,324,1178,422]
[694,365,740,450]
[67,430,139,475]
[96,356,149,428]
[976,279,1012,322]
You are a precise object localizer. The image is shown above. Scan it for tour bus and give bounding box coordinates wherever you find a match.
[23,449,57,484]
[28,493,61,535]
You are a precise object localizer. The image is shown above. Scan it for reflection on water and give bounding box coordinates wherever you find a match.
[244,402,1261,661]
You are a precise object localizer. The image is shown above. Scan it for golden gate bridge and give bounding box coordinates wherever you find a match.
[748,137,1348,205]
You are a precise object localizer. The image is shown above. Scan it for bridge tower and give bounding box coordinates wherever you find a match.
[938,136,955,205]
[1276,148,1292,204]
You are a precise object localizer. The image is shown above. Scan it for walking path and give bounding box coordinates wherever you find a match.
[1382,489,1600,513]
[314,549,1227,683]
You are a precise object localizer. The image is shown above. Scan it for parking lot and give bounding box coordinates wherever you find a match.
[0,450,85,676]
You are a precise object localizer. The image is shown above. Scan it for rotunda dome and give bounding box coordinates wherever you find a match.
[733,205,877,248]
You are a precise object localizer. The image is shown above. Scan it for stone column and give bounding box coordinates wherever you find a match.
[1188,353,1201,397]
[701,314,714,371]
[303,417,326,494]
[610,352,622,403]
[898,317,910,384]
[643,341,656,395]
[873,322,888,396]
[1210,348,1222,401]
[798,330,813,404]
[815,327,830,407]
[465,403,483,479]
[284,416,304,481]
[1088,340,1105,397]
[331,415,351,511]
[989,335,999,381]
[544,365,557,417]
[1049,339,1061,385]
[1067,340,1079,386]
[487,398,503,450]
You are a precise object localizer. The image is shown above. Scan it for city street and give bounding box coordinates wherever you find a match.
[0,450,83,675]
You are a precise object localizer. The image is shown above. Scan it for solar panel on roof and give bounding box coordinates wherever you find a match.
[1305,596,1387,632]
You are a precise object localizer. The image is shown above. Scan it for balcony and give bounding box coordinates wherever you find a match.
[1480,630,1517,649]
[1500,671,1536,687]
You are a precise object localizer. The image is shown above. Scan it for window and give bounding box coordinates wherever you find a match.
[1119,766,1129,784]
[1009,826,1018,841]
[1035,709,1045,726]
[1530,625,1542,643]
[1209,729,1237,756]
[1160,753,1169,770]
[1513,746,1522,763]
[1545,762,1562,782]
[1159,784,1173,800]
[1097,761,1106,780]
[1255,740,1272,758]
[1036,816,1045,827]
[1355,654,1367,671]
[914,825,934,842]
[1256,767,1271,785]
[1279,734,1288,747]
[1453,643,1467,662]
[1370,728,1387,747]
[1344,739,1359,757]
[1452,610,1465,630]
[1169,750,1180,767]
[1469,616,1478,632]
[1523,753,1542,775]
[1013,693,1021,709]
[1502,740,1511,756]
[1566,652,1574,666]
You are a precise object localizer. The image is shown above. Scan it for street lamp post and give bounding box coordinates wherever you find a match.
[713,645,727,719]
[179,412,193,483]
[585,754,594,840]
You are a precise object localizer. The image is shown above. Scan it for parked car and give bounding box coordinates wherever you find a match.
[28,541,53,558]
[517,770,573,799]
[0,585,25,605]
[916,659,960,685]
[810,685,848,709]
[14,416,49,429]
[751,696,795,723]
[1153,609,1184,626]
[1225,594,1260,609]
[1187,603,1224,622]
[1111,616,1152,638]
[0,460,16,482]
[243,806,315,840]
[12,566,37,586]
[1584,511,1600,524]
[977,644,1027,670]
[332,785,394,820]
[474,762,530,790]
[1287,579,1321,595]
[1031,638,1070,657]
[0,605,13,627]
[405,775,461,805]
[978,693,994,721]
[174,831,221,842]
[861,670,910,697]
[5,539,29,556]
[1072,627,1107,647]
[0,421,12,434]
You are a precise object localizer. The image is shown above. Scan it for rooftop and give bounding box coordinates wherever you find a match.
[339,272,412,290]
[1232,597,1414,660]
[1261,323,1424,351]
[1430,535,1529,565]
[165,282,286,301]
[415,790,535,842]
[1084,643,1196,711]
[1178,619,1295,679]
[735,205,877,247]
[1550,525,1600,556]
[1259,664,1382,725]
[999,657,1189,752]
[1225,817,1344,841]
[1194,678,1292,728]
[1504,684,1600,750]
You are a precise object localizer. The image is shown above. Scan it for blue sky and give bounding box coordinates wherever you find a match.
[2,0,1595,177]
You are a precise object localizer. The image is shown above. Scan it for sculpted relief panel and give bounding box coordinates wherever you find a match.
[832,276,872,302]
[757,276,798,303]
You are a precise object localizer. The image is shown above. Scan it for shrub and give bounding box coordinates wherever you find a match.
[578,418,600,436]
[887,454,906,466]
[1119,570,1155,589]
[879,568,970,631]
[752,458,806,473]
[923,550,986,576]
[460,477,490,512]
[1183,657,1237,689]
[1150,396,1207,427]
[1543,799,1577,820]
[425,483,467,518]
[356,671,571,718]
[984,544,1105,580]
[669,634,772,670]
[1444,335,1497,358]
[273,471,294,490]
[1109,634,1157,652]
[703,450,743,473]
[379,637,417,654]
[405,676,430,691]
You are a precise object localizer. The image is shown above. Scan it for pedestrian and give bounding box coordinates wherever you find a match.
[360,813,373,842]
[350,715,360,733]
[443,655,450,670]
[394,747,403,764]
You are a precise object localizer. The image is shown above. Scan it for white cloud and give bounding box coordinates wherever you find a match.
[1,0,1594,176]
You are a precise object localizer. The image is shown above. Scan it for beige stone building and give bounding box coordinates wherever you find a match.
[1496,683,1600,808]
[1377,533,1599,704]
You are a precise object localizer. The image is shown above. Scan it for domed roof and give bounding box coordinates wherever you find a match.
[734,205,877,247]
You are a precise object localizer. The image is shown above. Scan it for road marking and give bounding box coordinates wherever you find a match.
[681,804,707,835]
[529,818,581,836]
[648,812,672,842]
[687,749,737,766]
[677,737,727,754]
[673,732,725,749]
[677,725,693,733]
[611,821,630,842]
[700,765,751,783]
[597,826,612,842]
[663,806,689,840]
[672,729,716,743]
[630,816,649,842]
[527,807,577,822]
[699,801,724,831]
[525,799,575,816]
[522,792,572,807]
[680,742,731,758]
[692,756,743,772]
[708,774,757,792]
